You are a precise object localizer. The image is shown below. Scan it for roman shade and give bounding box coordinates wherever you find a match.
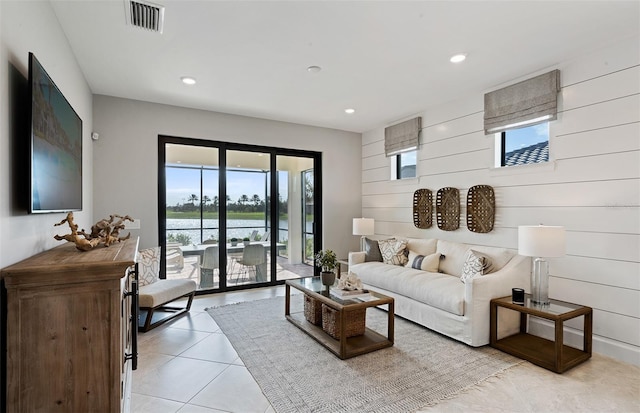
[385,117,421,156]
[484,70,560,134]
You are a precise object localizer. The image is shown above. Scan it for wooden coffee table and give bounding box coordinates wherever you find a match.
[285,277,394,359]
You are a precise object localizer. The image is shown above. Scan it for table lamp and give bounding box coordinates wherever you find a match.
[518,225,566,305]
[353,218,375,251]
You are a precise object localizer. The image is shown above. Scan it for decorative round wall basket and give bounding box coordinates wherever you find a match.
[466,185,495,233]
[413,189,433,229]
[436,187,460,231]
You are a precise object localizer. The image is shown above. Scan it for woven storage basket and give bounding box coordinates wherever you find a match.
[321,304,366,339]
[303,294,322,325]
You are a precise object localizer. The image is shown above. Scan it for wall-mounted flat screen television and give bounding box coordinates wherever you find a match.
[28,52,82,213]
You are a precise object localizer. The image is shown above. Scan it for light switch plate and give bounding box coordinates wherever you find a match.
[125,218,141,229]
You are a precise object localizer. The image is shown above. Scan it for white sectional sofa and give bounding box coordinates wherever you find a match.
[349,237,531,347]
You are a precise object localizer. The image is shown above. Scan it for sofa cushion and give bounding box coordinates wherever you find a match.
[468,245,515,272]
[378,239,408,266]
[139,279,197,308]
[364,237,383,262]
[406,251,441,273]
[138,247,160,286]
[436,240,470,276]
[352,262,465,316]
[394,236,437,256]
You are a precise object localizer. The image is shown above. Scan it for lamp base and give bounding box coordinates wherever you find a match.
[531,257,550,305]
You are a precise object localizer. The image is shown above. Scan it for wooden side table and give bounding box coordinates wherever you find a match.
[490,294,592,373]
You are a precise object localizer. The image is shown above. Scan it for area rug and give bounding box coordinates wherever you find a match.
[206,295,521,413]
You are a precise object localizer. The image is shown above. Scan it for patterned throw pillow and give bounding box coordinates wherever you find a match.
[378,239,408,266]
[406,251,441,272]
[138,247,160,286]
[460,249,494,283]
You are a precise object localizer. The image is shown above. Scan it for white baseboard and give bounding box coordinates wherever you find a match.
[529,318,640,367]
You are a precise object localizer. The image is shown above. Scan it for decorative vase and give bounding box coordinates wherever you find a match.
[321,271,336,288]
[243,240,250,246]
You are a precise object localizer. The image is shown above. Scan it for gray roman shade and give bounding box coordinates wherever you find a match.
[484,70,560,134]
[385,117,422,157]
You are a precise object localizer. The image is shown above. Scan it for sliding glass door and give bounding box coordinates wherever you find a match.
[225,150,271,287]
[159,136,321,292]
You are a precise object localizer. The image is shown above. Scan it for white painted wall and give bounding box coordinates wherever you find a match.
[0,1,93,268]
[92,96,362,257]
[361,36,640,366]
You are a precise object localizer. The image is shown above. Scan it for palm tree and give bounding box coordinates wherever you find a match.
[251,194,261,211]
[238,194,249,211]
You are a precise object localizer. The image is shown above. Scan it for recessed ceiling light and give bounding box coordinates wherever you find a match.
[181,76,196,85]
[450,54,466,63]
[345,108,356,114]
[307,65,322,73]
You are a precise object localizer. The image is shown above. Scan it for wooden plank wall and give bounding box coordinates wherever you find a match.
[360,36,639,365]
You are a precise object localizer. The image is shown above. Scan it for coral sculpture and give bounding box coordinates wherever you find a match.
[54,212,133,251]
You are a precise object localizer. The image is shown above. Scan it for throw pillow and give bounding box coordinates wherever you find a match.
[378,239,408,266]
[460,249,494,283]
[364,237,383,262]
[138,246,160,286]
[406,251,441,272]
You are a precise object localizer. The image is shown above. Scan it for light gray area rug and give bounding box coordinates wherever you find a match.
[206,295,521,413]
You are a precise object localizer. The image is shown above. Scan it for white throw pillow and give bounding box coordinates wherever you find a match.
[460,249,494,283]
[138,247,160,286]
[378,239,408,266]
[406,251,441,272]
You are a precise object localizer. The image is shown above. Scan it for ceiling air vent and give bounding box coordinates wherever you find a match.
[125,0,165,33]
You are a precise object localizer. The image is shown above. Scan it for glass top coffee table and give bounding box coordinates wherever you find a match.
[285,277,394,359]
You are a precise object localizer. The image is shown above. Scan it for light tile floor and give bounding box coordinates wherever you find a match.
[132,286,640,413]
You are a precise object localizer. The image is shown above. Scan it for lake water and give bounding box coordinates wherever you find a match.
[166,218,289,244]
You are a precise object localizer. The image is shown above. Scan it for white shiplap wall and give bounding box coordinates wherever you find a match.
[360,36,640,366]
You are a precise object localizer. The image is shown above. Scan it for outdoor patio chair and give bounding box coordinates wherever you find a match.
[200,245,220,288]
[166,242,184,270]
[234,244,266,282]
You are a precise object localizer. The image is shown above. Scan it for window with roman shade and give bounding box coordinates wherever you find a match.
[384,117,422,157]
[484,70,560,135]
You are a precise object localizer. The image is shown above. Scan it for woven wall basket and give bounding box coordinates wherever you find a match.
[412,189,433,229]
[466,185,495,233]
[436,187,460,231]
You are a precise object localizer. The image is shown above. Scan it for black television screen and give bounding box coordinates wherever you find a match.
[28,52,82,213]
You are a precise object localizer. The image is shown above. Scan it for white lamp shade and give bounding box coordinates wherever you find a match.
[353,218,374,236]
[518,225,566,257]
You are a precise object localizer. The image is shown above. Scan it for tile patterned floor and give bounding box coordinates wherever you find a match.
[132,286,640,413]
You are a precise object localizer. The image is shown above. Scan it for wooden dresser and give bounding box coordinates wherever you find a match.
[0,238,139,413]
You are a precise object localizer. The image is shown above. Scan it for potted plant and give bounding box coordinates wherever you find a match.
[230,237,238,247]
[243,237,251,246]
[314,249,338,288]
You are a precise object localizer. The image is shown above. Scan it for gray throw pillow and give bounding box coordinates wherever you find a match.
[364,238,383,262]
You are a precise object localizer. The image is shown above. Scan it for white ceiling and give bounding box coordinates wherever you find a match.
[51,1,639,133]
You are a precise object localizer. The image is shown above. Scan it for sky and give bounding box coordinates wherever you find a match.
[166,167,287,206]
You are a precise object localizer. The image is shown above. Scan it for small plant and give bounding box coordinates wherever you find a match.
[167,233,192,246]
[230,237,238,242]
[243,237,250,242]
[314,249,338,273]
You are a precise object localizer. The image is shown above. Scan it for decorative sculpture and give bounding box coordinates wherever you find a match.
[54,212,133,251]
